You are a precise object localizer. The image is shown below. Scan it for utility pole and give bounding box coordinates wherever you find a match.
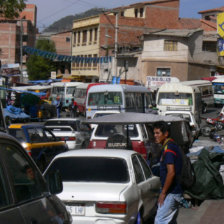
[20,19,23,83]
[114,12,118,80]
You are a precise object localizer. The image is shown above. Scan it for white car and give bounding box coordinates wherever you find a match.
[164,111,200,139]
[44,149,160,223]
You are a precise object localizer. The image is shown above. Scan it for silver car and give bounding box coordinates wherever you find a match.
[44,118,91,150]
[44,149,160,223]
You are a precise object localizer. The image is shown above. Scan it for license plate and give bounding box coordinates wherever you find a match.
[66,205,85,216]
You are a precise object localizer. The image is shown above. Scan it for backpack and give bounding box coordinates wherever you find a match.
[163,139,196,190]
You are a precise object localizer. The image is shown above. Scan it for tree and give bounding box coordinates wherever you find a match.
[0,0,26,18]
[26,39,57,80]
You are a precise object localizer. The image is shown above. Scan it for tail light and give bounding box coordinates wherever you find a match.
[96,202,126,214]
[137,142,147,159]
[61,137,76,141]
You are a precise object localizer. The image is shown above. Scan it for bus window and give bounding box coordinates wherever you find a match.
[66,86,76,95]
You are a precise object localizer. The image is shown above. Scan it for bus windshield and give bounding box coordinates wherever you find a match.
[66,86,76,95]
[158,93,193,106]
[88,92,122,106]
[213,84,224,95]
[52,87,64,95]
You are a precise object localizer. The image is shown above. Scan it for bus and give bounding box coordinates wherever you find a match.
[181,80,214,112]
[86,84,154,119]
[212,78,224,106]
[51,82,83,108]
[156,82,202,124]
[74,83,106,116]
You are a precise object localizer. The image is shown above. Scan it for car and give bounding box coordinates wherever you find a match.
[88,123,150,159]
[0,131,72,224]
[44,118,91,150]
[8,123,68,171]
[164,111,200,139]
[44,149,160,223]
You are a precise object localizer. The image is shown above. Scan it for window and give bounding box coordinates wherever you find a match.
[134,8,138,18]
[93,54,97,67]
[2,144,46,203]
[132,155,145,184]
[89,29,92,43]
[88,54,92,68]
[0,164,11,208]
[157,68,171,76]
[164,40,178,51]
[140,8,144,17]
[8,129,26,142]
[82,30,87,45]
[94,28,98,43]
[66,37,70,42]
[73,32,76,45]
[202,41,216,52]
[120,11,124,17]
[46,157,129,183]
[137,155,152,179]
[77,31,81,45]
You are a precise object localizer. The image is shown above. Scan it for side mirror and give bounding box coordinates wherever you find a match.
[44,170,63,194]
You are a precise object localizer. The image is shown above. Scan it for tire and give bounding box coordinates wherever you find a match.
[201,126,212,137]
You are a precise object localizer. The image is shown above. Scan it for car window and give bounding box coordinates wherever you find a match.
[1,143,46,203]
[8,129,26,142]
[137,155,153,179]
[0,164,11,209]
[95,124,138,137]
[44,129,56,142]
[27,128,43,143]
[132,155,145,184]
[45,120,78,131]
[45,157,129,183]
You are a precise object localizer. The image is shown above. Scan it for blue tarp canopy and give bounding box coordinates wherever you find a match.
[0,87,46,96]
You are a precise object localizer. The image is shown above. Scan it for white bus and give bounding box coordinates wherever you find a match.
[212,78,224,106]
[86,84,154,119]
[51,82,83,108]
[156,82,202,124]
[181,80,214,111]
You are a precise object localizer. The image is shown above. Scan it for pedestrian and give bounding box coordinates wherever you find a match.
[56,96,62,118]
[153,121,183,224]
[69,98,78,117]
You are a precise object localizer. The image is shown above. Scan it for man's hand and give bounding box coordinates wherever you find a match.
[158,192,166,206]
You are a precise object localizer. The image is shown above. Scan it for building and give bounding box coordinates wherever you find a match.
[0,4,37,83]
[71,0,196,82]
[141,28,220,84]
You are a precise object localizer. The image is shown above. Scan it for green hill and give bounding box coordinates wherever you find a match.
[43,8,106,33]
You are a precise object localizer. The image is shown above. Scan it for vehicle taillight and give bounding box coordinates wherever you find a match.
[96,202,126,214]
[61,137,76,141]
[137,142,147,159]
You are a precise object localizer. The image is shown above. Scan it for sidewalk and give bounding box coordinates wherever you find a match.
[177,199,224,223]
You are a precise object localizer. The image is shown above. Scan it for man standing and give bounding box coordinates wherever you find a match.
[153,121,183,224]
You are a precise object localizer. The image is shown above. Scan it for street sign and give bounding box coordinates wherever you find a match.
[51,71,56,79]
[218,38,224,56]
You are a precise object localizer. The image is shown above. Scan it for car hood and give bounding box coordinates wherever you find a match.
[58,182,130,201]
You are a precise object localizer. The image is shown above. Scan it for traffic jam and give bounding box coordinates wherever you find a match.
[1,78,224,223]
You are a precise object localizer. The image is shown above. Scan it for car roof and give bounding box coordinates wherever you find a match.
[45,118,83,122]
[53,149,137,160]
[84,112,184,124]
[9,123,44,129]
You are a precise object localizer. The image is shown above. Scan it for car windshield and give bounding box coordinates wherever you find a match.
[95,124,138,137]
[8,129,26,142]
[46,157,129,183]
[158,93,193,105]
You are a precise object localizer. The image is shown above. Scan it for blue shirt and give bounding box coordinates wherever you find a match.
[160,139,183,194]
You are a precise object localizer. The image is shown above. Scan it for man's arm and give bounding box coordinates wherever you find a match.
[158,164,175,206]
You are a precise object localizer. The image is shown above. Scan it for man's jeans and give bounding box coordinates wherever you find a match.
[154,193,182,224]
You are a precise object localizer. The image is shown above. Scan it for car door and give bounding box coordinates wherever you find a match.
[132,154,160,219]
[0,154,25,224]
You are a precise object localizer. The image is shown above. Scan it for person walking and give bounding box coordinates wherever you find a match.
[69,98,78,118]
[153,121,183,224]
[56,96,62,118]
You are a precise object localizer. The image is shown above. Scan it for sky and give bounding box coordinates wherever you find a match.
[26,0,224,31]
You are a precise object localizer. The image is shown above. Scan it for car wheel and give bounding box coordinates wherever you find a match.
[215,122,223,131]
[135,211,143,224]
